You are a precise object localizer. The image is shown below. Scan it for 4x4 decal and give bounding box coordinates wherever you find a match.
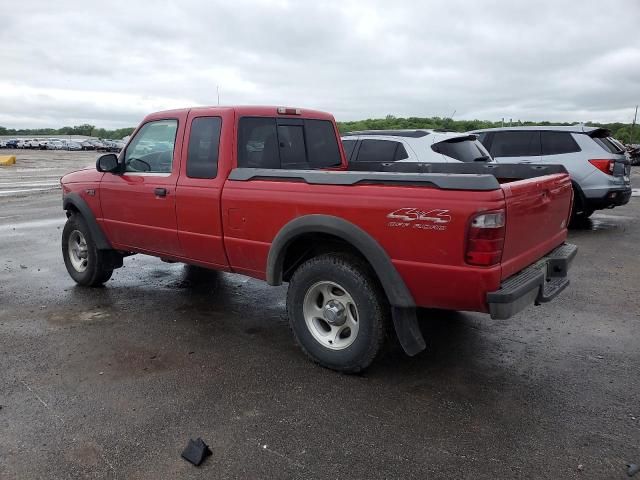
[386,208,451,231]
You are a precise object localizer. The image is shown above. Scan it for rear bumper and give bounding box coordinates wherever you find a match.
[487,243,578,320]
[584,186,632,209]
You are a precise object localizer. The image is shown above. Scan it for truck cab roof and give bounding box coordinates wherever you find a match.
[143,105,335,122]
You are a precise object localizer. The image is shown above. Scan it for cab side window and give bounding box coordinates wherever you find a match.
[124,119,178,173]
[237,118,279,168]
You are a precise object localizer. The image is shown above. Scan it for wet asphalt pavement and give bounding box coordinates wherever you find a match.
[1,151,639,479]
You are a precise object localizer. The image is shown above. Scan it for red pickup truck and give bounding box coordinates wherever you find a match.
[60,106,577,372]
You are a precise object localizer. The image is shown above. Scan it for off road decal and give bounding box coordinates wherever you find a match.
[386,208,451,231]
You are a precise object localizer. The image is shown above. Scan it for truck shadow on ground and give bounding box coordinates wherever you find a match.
[63,263,501,380]
[373,308,489,375]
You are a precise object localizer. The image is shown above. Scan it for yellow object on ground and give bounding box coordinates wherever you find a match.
[0,155,16,165]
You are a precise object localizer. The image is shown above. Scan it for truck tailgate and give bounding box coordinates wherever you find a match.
[500,173,573,280]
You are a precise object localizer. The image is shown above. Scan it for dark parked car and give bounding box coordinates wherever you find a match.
[88,140,106,151]
[103,140,125,153]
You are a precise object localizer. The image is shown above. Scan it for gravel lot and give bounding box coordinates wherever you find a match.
[1,150,639,479]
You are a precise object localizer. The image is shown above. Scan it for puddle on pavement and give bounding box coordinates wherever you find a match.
[570,213,632,232]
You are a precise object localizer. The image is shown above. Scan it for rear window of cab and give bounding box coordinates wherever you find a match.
[237,117,342,169]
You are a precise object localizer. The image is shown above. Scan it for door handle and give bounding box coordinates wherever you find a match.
[154,187,168,197]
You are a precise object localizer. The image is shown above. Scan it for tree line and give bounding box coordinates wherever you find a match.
[1,116,637,143]
[0,124,135,139]
[337,115,639,144]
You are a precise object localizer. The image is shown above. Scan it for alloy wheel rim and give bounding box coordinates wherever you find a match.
[302,281,359,350]
[68,230,89,272]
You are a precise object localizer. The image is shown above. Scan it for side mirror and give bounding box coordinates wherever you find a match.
[96,153,119,173]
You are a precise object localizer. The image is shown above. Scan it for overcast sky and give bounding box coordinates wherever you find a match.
[1,0,639,129]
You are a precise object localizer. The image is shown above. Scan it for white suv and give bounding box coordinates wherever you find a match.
[341,129,492,164]
[470,126,632,219]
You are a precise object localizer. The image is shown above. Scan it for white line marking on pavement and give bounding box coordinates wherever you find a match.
[0,217,64,231]
[0,186,60,197]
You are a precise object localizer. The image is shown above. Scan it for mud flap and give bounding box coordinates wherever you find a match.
[392,307,426,356]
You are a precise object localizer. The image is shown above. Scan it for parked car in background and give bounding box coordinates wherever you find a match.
[112,140,126,152]
[101,140,123,152]
[0,140,6,148]
[81,141,95,151]
[46,140,65,150]
[66,141,82,151]
[470,126,632,220]
[628,144,640,166]
[89,140,107,151]
[341,129,492,164]
[6,139,19,149]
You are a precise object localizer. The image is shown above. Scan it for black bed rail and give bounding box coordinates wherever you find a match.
[347,161,568,180]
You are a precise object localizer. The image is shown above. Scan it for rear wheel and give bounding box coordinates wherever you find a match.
[62,214,114,286]
[570,187,594,225]
[286,254,389,373]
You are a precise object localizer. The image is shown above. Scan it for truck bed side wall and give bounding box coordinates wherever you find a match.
[221,180,506,312]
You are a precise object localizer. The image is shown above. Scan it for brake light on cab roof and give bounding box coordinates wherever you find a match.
[277,107,302,115]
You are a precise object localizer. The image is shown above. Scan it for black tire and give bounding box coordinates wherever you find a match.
[286,253,390,373]
[62,214,113,286]
[569,187,594,226]
[580,208,594,219]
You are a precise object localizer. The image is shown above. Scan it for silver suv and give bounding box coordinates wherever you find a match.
[341,129,492,164]
[470,126,631,219]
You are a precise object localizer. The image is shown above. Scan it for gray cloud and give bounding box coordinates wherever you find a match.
[1,0,638,128]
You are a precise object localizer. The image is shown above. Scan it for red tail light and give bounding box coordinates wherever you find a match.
[588,159,615,175]
[466,210,505,266]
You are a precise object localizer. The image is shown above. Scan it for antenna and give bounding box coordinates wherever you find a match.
[217,85,220,106]
[631,105,638,144]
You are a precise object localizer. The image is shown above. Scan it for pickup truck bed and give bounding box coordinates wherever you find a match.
[60,105,577,373]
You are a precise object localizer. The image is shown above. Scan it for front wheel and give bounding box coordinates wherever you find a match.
[286,254,390,373]
[62,214,114,286]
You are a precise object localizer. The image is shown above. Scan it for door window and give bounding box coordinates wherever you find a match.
[490,131,541,157]
[186,117,222,179]
[124,119,178,173]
